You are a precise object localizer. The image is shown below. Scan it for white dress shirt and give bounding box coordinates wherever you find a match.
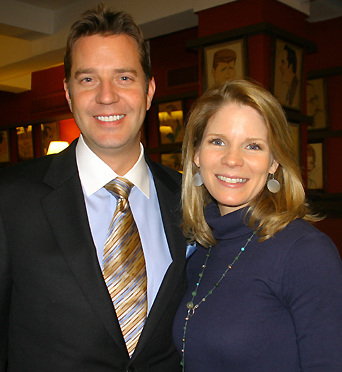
[76,135,172,312]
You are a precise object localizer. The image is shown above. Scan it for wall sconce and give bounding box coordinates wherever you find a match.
[47,141,69,155]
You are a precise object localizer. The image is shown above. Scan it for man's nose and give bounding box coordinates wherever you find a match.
[96,81,120,105]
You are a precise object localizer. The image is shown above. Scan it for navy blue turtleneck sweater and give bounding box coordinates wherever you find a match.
[173,203,342,371]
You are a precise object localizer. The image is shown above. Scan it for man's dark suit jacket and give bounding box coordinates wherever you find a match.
[0,140,187,372]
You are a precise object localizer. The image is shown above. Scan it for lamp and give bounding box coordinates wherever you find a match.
[47,141,69,155]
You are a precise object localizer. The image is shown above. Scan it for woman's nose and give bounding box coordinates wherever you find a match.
[221,148,244,167]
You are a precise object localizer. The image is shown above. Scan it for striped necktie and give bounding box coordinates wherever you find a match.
[103,177,147,357]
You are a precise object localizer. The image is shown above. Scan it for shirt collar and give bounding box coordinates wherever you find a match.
[76,135,150,198]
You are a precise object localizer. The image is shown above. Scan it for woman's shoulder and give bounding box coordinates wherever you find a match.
[269,218,339,262]
[276,218,331,243]
[258,219,342,291]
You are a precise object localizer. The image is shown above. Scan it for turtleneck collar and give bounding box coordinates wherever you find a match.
[205,202,253,241]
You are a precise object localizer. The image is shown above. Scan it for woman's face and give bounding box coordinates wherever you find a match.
[194,103,278,216]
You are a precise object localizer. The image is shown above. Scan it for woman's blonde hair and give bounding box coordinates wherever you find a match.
[182,79,319,247]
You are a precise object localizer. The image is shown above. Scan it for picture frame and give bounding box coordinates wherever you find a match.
[273,39,304,111]
[158,100,184,145]
[204,38,246,90]
[16,125,34,161]
[307,142,325,190]
[161,152,182,173]
[288,122,301,166]
[41,121,59,155]
[0,130,10,163]
[306,77,329,130]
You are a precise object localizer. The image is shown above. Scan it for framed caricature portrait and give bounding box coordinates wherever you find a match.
[16,125,34,161]
[306,78,329,130]
[307,142,324,190]
[273,39,304,111]
[204,39,246,90]
[41,121,59,155]
[158,100,184,145]
[0,130,10,163]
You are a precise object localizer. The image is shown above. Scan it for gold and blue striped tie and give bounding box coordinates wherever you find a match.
[103,177,147,357]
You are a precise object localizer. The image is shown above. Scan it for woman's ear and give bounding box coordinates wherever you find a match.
[270,158,279,174]
[194,150,200,167]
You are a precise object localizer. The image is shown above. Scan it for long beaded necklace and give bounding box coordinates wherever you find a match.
[180,230,257,371]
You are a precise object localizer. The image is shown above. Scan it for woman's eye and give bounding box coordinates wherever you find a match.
[211,138,224,146]
[247,143,262,150]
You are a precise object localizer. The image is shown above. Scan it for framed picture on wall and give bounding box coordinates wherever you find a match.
[273,39,304,111]
[16,125,34,161]
[161,152,182,172]
[0,130,10,163]
[306,77,329,130]
[307,142,324,190]
[288,122,301,166]
[41,121,59,155]
[158,100,184,145]
[204,38,246,90]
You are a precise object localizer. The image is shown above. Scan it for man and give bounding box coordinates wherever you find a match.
[211,48,236,85]
[0,4,186,372]
[279,44,299,106]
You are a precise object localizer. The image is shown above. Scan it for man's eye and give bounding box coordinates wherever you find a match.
[81,77,93,83]
[120,76,132,82]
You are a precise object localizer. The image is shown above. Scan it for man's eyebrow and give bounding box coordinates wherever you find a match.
[115,68,138,75]
[74,68,138,79]
[74,68,95,79]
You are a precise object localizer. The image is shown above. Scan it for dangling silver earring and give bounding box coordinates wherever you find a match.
[267,173,280,193]
[193,169,203,186]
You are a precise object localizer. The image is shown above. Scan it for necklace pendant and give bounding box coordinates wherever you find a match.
[186,301,194,309]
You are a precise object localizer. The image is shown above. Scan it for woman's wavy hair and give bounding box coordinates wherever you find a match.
[182,79,319,247]
[64,3,152,90]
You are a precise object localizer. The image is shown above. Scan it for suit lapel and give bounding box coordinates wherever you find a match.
[41,142,127,355]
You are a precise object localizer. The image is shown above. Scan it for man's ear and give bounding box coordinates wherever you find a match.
[146,77,156,111]
[63,79,72,112]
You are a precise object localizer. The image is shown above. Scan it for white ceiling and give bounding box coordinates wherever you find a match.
[18,0,81,10]
[0,0,341,93]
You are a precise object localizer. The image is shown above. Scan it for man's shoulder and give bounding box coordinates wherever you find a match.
[0,155,53,183]
[0,142,76,188]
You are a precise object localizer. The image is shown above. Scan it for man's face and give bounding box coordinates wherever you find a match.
[212,60,236,84]
[279,50,292,85]
[64,34,155,171]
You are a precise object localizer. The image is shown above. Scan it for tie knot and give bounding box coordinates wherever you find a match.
[105,177,133,200]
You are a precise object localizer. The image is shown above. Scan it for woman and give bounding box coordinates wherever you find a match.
[173,80,342,371]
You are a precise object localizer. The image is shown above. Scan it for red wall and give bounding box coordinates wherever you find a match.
[197,0,308,38]
[59,118,81,144]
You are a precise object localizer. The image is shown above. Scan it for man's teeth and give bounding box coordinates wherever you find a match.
[218,175,247,184]
[95,115,125,122]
